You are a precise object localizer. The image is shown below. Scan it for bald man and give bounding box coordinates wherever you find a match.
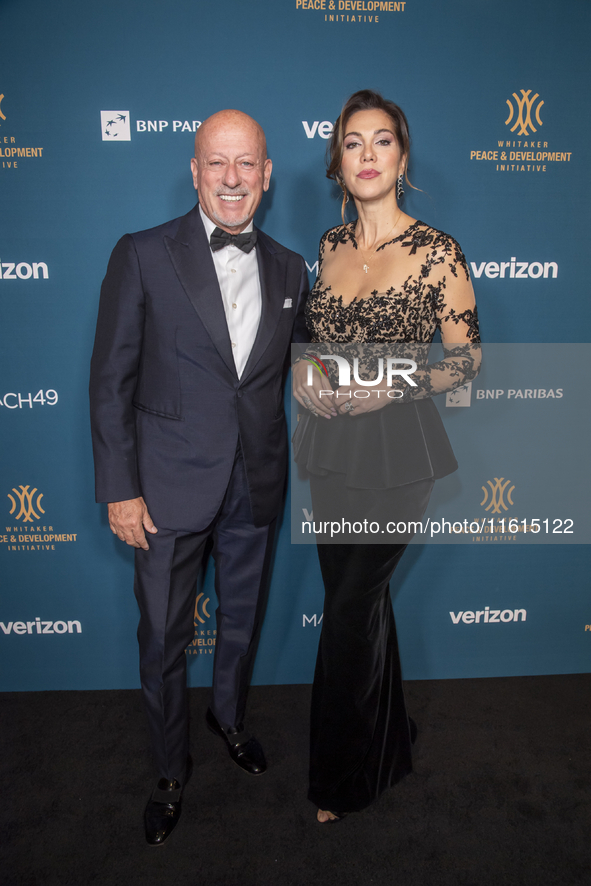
[90,110,308,845]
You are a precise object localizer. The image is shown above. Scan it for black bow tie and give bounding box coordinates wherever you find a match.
[209,227,258,254]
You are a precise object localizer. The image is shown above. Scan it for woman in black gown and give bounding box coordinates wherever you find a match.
[293,90,480,822]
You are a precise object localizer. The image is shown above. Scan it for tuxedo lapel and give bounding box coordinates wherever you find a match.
[164,205,237,379]
[240,232,288,382]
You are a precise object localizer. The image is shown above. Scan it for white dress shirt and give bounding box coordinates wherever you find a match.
[199,206,262,379]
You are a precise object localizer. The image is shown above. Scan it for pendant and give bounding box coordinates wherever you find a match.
[363,264,369,274]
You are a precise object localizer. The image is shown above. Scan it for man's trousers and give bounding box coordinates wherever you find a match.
[133,447,276,782]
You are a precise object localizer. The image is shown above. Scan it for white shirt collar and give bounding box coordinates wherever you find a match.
[199,204,255,242]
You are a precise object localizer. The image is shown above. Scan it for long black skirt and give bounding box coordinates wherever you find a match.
[308,474,433,814]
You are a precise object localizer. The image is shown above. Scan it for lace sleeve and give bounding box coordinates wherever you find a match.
[397,237,481,400]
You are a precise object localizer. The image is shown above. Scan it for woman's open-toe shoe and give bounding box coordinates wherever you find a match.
[317,810,349,823]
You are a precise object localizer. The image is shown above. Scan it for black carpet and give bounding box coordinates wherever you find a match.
[2,675,590,886]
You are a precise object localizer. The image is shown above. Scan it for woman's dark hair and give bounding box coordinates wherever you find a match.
[327,89,412,218]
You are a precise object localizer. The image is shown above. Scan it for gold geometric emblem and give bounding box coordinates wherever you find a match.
[480,478,515,514]
[505,89,544,136]
[194,592,211,624]
[7,485,45,522]
[0,93,5,121]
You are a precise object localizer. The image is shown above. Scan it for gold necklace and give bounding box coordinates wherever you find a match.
[356,216,402,274]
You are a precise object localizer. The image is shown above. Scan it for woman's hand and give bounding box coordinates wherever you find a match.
[332,384,402,416]
[293,359,337,418]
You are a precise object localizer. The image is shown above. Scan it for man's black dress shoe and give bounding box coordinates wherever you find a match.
[144,757,192,846]
[206,708,267,775]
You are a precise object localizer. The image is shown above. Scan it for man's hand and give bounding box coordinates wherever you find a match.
[108,497,158,550]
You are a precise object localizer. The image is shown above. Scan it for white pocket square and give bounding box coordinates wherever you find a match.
[283,298,292,308]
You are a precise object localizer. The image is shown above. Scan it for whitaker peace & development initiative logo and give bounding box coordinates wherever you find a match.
[2,485,78,553]
[295,0,408,26]
[505,90,543,136]
[186,592,217,656]
[481,477,515,514]
[8,485,45,522]
[0,90,45,171]
[469,88,572,175]
[469,477,522,544]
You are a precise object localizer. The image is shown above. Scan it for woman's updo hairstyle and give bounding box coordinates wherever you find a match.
[327,89,412,221]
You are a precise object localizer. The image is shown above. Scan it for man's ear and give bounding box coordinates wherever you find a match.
[190,157,199,191]
[263,158,272,192]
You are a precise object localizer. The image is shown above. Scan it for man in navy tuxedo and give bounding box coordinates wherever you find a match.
[90,110,308,844]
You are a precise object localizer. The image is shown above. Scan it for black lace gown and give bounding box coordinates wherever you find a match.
[302,220,480,814]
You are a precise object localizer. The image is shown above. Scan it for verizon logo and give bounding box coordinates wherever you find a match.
[1,618,82,635]
[470,259,557,280]
[450,607,526,624]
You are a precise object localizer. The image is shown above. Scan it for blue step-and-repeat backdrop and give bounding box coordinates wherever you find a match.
[1,0,589,691]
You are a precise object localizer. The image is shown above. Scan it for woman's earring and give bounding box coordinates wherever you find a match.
[337,175,349,223]
[397,173,405,201]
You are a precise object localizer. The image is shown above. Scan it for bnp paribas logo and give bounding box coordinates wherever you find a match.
[505,90,544,136]
[8,484,45,522]
[480,477,515,514]
[446,382,472,407]
[100,111,131,141]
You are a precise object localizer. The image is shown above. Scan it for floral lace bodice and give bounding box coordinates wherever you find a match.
[304,220,481,399]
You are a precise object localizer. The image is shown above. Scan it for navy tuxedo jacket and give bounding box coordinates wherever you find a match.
[90,204,309,530]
